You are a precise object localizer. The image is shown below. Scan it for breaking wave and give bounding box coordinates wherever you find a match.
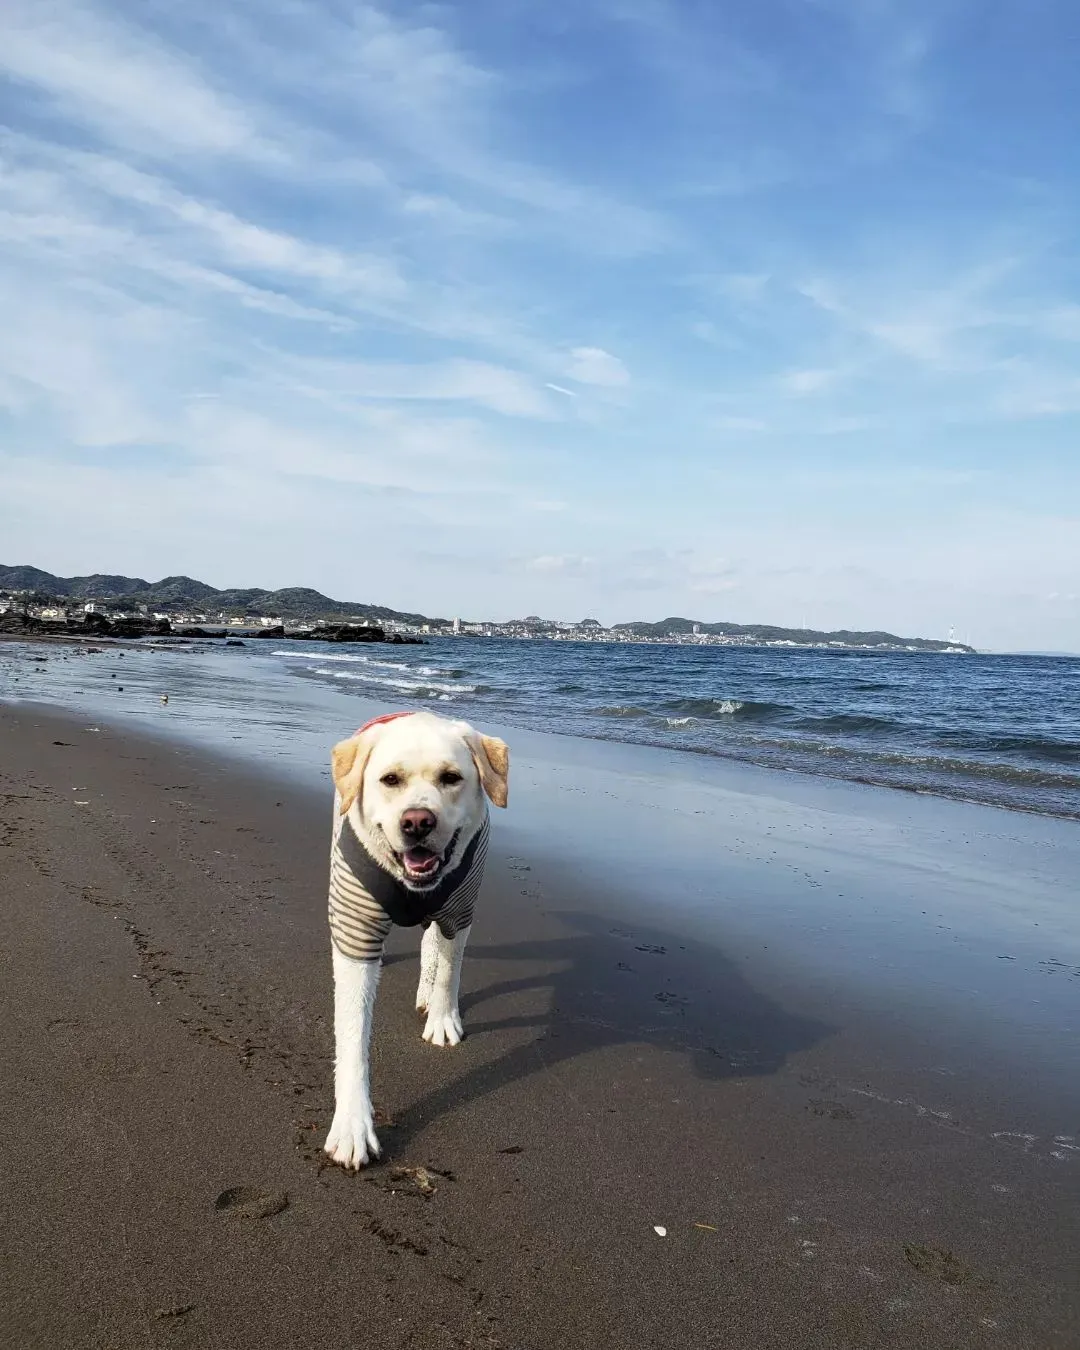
[659,697,786,722]
[274,649,464,678]
[310,668,477,697]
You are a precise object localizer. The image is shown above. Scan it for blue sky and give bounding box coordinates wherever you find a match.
[0,0,1077,650]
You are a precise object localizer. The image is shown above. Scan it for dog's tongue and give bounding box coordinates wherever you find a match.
[404,846,440,876]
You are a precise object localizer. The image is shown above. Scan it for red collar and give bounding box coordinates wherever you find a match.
[355,710,416,736]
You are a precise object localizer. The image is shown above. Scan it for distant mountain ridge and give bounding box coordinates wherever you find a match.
[0,564,973,651]
[610,616,966,651]
[0,565,438,627]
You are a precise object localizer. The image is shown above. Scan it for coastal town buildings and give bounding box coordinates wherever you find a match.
[0,587,970,653]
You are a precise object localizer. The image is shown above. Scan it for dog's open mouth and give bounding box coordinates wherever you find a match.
[401,845,443,881]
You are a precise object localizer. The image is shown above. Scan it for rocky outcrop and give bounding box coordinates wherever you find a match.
[0,613,172,639]
[322,625,384,643]
[110,617,172,638]
[258,624,422,644]
[0,610,423,646]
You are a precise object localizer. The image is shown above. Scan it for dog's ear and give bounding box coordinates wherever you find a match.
[331,733,374,816]
[465,731,509,808]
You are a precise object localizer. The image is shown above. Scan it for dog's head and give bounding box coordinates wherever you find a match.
[331,712,509,889]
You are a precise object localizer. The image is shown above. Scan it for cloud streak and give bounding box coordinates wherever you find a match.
[2,0,270,157]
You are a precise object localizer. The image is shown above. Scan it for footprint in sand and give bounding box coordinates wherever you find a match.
[214,1186,289,1219]
[903,1243,989,1288]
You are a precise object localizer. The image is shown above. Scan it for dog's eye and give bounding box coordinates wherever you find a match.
[380,772,402,788]
[438,769,463,786]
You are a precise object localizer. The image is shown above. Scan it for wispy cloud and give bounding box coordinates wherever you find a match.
[808,0,936,131]
[564,347,630,387]
[184,400,502,492]
[273,1,674,255]
[0,286,163,446]
[600,0,776,98]
[260,353,553,420]
[1,0,271,158]
[789,251,1080,424]
[5,137,406,301]
[715,415,769,432]
[526,553,595,575]
[780,366,845,396]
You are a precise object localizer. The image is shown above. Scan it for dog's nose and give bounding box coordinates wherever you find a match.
[400,808,437,840]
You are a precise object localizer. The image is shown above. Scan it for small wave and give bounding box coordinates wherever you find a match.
[311,668,476,696]
[970,733,1080,767]
[275,649,464,678]
[347,657,417,673]
[274,649,368,662]
[877,752,1080,789]
[594,697,788,723]
[731,736,1080,791]
[555,682,585,693]
[276,649,411,672]
[660,697,786,722]
[802,712,902,736]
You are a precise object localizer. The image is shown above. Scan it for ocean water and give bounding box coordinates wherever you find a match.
[269,638,1080,819]
[3,636,1078,819]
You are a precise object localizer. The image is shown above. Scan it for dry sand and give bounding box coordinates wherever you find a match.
[1,703,1078,1349]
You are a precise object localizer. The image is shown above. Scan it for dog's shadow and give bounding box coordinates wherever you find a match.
[376,901,832,1156]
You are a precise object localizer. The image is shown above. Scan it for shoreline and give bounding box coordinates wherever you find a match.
[2,701,1079,1348]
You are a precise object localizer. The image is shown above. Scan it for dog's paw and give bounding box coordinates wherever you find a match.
[422,1003,463,1047]
[324,1111,381,1170]
[415,982,434,1015]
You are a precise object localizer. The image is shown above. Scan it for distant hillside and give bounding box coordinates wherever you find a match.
[612,616,971,652]
[0,565,971,651]
[0,565,444,628]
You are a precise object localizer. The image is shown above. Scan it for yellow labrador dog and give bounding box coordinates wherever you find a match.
[323,711,509,1169]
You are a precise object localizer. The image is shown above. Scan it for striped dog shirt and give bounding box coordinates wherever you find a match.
[329,813,490,962]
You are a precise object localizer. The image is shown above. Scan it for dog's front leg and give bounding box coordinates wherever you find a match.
[416,922,440,1015]
[421,924,471,1047]
[324,947,382,1169]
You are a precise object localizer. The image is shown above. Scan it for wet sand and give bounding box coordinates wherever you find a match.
[1,702,1078,1349]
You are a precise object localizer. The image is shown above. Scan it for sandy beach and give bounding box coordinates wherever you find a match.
[2,694,1079,1349]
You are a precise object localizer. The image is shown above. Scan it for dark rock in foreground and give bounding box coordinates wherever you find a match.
[0,613,171,640]
[112,617,172,639]
[255,624,423,645]
[317,624,383,642]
